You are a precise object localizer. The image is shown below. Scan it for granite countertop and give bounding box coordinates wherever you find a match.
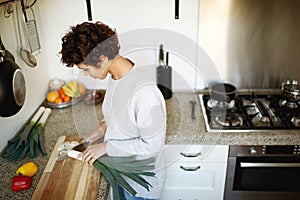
[1,91,300,199]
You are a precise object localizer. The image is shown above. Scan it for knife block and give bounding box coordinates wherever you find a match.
[157,65,172,99]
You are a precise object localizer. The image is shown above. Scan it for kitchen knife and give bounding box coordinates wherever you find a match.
[57,139,101,160]
[159,44,164,66]
[67,150,82,161]
[72,141,88,152]
[166,52,169,69]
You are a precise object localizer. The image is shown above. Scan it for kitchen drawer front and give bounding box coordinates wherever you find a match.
[162,145,229,163]
[160,162,227,200]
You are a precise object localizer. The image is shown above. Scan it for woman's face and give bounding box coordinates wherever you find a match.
[77,56,110,80]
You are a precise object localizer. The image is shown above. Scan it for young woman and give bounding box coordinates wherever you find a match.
[60,21,166,200]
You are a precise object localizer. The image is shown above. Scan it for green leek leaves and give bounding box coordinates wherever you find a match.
[93,155,155,200]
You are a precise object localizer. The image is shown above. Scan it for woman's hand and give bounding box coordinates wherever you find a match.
[78,142,107,165]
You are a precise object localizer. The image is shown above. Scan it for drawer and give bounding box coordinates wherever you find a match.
[162,145,229,163]
[160,162,227,200]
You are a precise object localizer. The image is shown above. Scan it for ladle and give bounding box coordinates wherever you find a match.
[16,0,37,67]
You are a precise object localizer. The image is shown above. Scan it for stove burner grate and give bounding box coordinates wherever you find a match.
[279,99,299,109]
[207,99,235,109]
[214,113,243,127]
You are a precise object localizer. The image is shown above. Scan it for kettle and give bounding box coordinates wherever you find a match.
[0,36,26,117]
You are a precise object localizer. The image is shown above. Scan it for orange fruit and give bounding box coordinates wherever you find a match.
[58,88,64,94]
[63,95,71,102]
[55,97,63,103]
[60,93,66,99]
[47,91,59,102]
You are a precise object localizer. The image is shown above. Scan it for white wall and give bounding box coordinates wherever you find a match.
[0,1,50,151]
[37,0,200,90]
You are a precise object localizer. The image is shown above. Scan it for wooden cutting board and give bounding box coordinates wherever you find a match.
[32,135,101,200]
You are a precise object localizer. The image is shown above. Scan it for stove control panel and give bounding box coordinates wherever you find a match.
[263,145,300,155]
[229,145,300,157]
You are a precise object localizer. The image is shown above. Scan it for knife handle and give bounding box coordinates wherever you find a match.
[159,44,164,65]
[166,52,169,67]
[68,150,82,161]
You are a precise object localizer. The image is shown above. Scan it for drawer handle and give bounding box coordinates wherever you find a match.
[180,152,201,157]
[180,165,201,171]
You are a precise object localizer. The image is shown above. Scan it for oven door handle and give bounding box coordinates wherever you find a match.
[240,162,300,168]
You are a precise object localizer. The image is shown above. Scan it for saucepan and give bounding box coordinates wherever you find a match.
[209,83,236,103]
[281,80,300,103]
[0,37,26,117]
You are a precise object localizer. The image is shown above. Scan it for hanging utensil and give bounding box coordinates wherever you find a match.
[20,0,41,55]
[17,0,37,67]
[25,8,41,54]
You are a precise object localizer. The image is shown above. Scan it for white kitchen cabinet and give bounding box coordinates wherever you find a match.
[160,145,229,200]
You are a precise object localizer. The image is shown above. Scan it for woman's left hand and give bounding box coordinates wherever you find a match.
[78,142,107,165]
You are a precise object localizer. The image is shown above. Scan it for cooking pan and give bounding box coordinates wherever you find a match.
[0,37,26,117]
[210,83,236,103]
[281,80,300,102]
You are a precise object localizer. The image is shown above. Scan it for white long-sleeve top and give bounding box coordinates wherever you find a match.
[102,64,167,199]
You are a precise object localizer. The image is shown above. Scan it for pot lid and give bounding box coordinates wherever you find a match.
[12,69,26,106]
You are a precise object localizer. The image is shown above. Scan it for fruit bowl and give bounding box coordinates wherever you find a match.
[45,96,84,109]
[45,80,87,109]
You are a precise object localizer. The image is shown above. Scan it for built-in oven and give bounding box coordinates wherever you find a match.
[224,145,300,200]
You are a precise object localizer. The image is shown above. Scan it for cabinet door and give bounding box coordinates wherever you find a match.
[160,162,227,200]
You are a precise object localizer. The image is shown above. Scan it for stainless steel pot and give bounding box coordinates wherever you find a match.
[0,37,26,117]
[210,83,236,103]
[281,80,300,103]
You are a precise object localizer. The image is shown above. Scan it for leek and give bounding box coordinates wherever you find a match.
[93,155,155,200]
[2,106,45,161]
[29,108,52,158]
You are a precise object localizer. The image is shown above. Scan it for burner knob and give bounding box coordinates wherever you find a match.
[249,147,257,155]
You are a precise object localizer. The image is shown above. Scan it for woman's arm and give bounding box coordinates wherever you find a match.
[78,121,107,165]
[81,121,107,143]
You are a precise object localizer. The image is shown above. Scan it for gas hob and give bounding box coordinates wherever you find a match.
[199,93,300,132]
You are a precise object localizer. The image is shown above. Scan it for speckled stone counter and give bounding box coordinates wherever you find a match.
[1,91,300,199]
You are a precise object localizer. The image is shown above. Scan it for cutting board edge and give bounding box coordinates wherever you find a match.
[44,135,66,172]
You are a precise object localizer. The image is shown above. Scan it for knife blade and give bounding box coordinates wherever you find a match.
[72,142,88,152]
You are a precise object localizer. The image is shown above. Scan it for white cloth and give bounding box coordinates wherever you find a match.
[102,64,167,199]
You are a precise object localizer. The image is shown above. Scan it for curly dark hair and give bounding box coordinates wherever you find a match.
[60,21,120,67]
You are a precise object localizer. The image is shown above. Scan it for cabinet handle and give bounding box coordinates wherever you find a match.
[180,165,201,171]
[180,152,201,157]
